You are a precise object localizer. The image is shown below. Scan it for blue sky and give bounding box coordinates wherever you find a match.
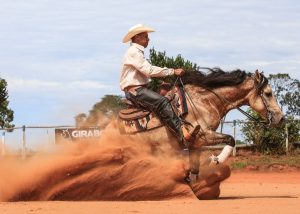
[0,0,299,148]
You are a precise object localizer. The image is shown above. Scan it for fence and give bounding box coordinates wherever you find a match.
[0,125,76,160]
[0,120,298,159]
[216,120,295,155]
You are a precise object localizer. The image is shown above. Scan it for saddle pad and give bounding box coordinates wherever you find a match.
[119,108,150,121]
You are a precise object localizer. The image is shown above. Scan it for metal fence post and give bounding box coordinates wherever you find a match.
[0,132,2,156]
[1,131,5,156]
[220,118,224,134]
[233,120,237,157]
[285,123,289,154]
[22,125,26,160]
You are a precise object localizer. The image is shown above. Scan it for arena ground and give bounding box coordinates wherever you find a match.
[0,171,299,214]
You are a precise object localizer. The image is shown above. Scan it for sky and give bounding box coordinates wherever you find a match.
[0,0,299,148]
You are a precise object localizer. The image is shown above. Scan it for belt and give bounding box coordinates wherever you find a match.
[124,85,145,93]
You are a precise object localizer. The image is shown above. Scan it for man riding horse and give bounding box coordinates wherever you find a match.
[120,24,200,147]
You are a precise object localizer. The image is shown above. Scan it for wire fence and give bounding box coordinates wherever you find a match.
[0,120,298,159]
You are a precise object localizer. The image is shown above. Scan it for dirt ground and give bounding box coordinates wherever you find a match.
[0,171,299,214]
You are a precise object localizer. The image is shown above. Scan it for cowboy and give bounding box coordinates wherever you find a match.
[120,24,200,146]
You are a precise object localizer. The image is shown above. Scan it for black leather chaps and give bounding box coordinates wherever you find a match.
[125,87,183,140]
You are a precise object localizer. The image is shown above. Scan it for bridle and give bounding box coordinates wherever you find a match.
[220,72,273,127]
[251,72,273,126]
[235,88,273,127]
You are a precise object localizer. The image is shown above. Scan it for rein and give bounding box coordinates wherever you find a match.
[203,84,271,127]
[174,77,202,129]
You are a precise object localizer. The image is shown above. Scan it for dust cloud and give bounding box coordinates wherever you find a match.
[0,122,230,201]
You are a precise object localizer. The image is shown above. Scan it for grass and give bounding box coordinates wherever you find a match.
[229,154,300,170]
[252,156,300,166]
[231,161,248,170]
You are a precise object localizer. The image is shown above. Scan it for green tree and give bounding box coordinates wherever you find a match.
[148,48,199,91]
[149,48,199,70]
[241,74,300,154]
[75,95,125,126]
[89,95,124,115]
[241,111,300,154]
[268,73,299,116]
[0,78,14,129]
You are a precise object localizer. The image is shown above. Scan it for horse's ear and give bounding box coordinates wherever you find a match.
[254,70,261,82]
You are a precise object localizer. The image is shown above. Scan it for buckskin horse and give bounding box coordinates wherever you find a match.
[117,69,284,182]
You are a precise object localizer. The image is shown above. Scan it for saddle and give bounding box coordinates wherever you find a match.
[118,85,188,134]
[118,106,150,121]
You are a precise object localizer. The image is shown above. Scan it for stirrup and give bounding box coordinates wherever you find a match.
[190,125,200,139]
[184,124,200,142]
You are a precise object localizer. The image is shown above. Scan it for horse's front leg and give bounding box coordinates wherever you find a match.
[195,130,235,164]
[188,148,200,182]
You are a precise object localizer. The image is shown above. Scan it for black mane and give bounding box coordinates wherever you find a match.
[181,68,251,88]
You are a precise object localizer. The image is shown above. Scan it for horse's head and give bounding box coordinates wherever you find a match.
[248,70,284,126]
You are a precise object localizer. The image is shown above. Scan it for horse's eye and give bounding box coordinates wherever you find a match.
[265,92,272,97]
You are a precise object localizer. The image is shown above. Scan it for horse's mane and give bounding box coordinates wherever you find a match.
[181,68,251,88]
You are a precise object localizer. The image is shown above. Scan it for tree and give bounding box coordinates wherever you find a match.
[89,95,124,115]
[148,48,199,91]
[149,48,199,71]
[75,95,125,127]
[0,78,14,129]
[74,113,87,127]
[268,74,299,116]
[241,110,300,154]
[241,74,300,154]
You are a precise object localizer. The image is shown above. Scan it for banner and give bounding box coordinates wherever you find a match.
[55,127,102,143]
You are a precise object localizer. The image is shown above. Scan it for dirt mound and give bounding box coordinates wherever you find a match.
[0,124,230,201]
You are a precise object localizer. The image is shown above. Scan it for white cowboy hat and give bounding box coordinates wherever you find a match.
[122,24,155,43]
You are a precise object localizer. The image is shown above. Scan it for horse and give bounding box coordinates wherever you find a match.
[117,69,284,182]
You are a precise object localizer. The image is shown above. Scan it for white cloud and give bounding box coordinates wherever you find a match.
[8,78,59,89]
[7,78,110,91]
[70,81,109,89]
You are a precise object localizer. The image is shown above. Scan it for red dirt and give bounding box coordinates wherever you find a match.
[0,124,229,201]
[0,172,299,214]
[1,124,299,213]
